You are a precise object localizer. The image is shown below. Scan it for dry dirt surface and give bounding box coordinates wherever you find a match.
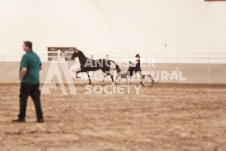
[0,82,226,151]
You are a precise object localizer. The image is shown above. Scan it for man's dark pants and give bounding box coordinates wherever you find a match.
[128,67,141,76]
[19,82,43,120]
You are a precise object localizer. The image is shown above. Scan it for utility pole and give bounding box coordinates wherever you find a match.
[164,43,167,63]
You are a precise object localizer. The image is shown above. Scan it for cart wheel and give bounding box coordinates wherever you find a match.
[116,73,129,85]
[141,75,154,87]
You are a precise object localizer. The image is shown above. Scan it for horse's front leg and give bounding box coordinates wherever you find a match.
[87,71,91,85]
[76,70,82,78]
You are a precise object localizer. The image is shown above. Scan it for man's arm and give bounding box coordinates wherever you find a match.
[129,61,136,65]
[20,67,27,82]
[20,55,28,82]
[40,61,42,70]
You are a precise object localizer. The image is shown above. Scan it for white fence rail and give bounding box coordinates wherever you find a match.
[0,51,226,63]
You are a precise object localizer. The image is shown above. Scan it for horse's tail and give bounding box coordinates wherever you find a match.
[109,60,121,73]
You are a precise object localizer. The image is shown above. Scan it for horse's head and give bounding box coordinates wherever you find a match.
[71,49,81,60]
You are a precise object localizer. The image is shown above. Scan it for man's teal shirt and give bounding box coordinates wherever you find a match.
[20,50,41,85]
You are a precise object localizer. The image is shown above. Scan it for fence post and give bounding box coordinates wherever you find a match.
[208,53,210,64]
[57,50,61,61]
[2,52,4,61]
[176,53,179,63]
[164,44,167,63]
[157,53,159,63]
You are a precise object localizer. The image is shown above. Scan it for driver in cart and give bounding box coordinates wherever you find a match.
[127,54,141,77]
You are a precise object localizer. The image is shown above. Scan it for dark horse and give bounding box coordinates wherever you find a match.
[71,49,120,84]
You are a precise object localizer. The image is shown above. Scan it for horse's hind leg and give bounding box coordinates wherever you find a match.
[101,69,107,82]
[102,75,107,82]
[87,71,91,85]
[105,71,114,83]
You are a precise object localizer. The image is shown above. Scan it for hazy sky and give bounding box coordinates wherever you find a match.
[0,0,226,58]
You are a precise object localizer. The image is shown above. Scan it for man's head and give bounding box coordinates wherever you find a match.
[135,54,140,58]
[23,41,32,51]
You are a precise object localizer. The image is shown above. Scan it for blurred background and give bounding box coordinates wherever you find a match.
[0,0,226,62]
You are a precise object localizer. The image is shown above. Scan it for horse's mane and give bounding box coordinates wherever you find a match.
[78,50,86,58]
[78,50,92,64]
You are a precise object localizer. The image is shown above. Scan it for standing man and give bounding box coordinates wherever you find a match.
[13,41,44,123]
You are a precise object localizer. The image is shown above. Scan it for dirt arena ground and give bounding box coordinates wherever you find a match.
[0,82,226,151]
